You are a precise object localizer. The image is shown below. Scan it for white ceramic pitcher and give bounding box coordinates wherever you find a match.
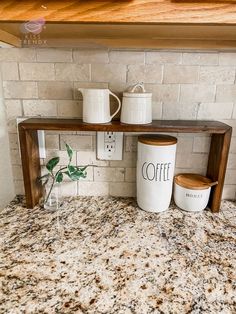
[78,88,121,124]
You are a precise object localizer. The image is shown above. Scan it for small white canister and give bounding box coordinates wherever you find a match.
[121,83,152,124]
[137,134,177,213]
[174,173,218,212]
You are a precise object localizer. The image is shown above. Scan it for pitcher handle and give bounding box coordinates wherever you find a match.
[109,91,121,119]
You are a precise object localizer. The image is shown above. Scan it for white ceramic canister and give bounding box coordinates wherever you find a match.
[137,134,177,213]
[121,83,152,124]
[174,173,218,212]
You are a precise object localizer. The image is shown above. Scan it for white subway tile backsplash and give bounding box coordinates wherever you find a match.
[45,150,76,166]
[0,48,36,62]
[3,81,38,99]
[45,134,60,150]
[182,53,218,66]
[91,63,126,82]
[10,149,21,165]
[57,100,82,117]
[14,180,25,195]
[180,84,215,102]
[216,85,236,102]
[176,136,194,154]
[1,62,19,80]
[146,51,182,64]
[125,136,138,152]
[199,66,235,84]
[77,151,109,167]
[8,133,19,150]
[110,50,144,64]
[163,65,198,84]
[227,153,236,169]
[232,104,236,119]
[55,63,90,81]
[193,136,211,153]
[2,48,236,199]
[37,48,72,62]
[110,152,137,168]
[176,153,208,169]
[152,102,162,119]
[19,63,55,81]
[23,100,57,116]
[197,102,234,120]
[78,181,109,196]
[127,64,162,84]
[109,182,136,197]
[38,81,73,99]
[73,49,109,64]
[125,168,136,182]
[219,52,236,66]
[147,84,179,102]
[61,181,78,197]
[12,165,23,181]
[225,169,236,185]
[60,135,93,151]
[222,185,236,200]
[94,167,125,182]
[162,102,198,120]
[4,100,22,120]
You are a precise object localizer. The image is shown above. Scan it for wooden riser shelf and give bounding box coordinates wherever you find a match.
[18,118,232,212]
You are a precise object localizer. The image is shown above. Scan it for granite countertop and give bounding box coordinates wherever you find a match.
[0,196,236,314]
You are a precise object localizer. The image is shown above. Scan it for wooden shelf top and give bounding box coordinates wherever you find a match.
[19,118,231,134]
[1,0,236,24]
[1,1,236,49]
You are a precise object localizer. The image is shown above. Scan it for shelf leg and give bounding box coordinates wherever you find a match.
[207,128,232,213]
[19,126,43,208]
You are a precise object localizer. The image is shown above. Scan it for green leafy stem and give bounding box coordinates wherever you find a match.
[38,143,95,204]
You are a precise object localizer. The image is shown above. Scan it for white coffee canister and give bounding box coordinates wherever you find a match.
[174,173,218,212]
[137,135,177,213]
[121,83,152,124]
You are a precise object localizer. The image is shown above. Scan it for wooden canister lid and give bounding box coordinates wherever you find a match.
[138,134,177,146]
[174,173,213,190]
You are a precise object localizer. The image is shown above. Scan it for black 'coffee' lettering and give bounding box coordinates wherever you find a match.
[141,162,171,182]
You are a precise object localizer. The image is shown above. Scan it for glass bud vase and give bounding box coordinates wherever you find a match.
[43,180,61,211]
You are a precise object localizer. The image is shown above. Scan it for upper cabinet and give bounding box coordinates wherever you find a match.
[1,0,236,49]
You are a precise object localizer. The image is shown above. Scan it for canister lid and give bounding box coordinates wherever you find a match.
[174,173,213,190]
[123,83,152,98]
[123,92,152,98]
[138,134,177,146]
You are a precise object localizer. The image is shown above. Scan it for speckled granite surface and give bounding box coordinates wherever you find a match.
[0,196,236,314]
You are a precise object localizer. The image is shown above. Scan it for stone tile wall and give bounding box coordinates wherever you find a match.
[1,48,236,199]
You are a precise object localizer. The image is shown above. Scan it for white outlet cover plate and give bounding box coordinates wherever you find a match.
[97,131,123,160]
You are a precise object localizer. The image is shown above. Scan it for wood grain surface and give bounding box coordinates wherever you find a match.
[19,118,231,134]
[0,0,236,24]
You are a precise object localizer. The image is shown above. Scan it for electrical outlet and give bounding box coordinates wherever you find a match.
[105,132,116,143]
[97,131,123,160]
[17,117,46,159]
[105,142,115,153]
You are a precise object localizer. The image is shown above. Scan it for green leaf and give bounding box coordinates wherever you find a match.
[66,143,73,163]
[68,165,77,174]
[55,172,63,183]
[46,157,60,173]
[64,170,86,181]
